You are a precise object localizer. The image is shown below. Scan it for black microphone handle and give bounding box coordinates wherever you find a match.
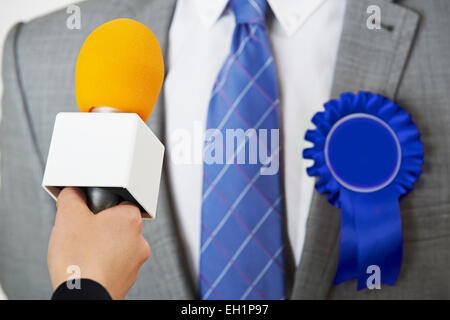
[85,187,122,214]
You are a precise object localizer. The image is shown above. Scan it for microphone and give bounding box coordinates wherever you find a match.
[75,18,164,122]
[42,19,165,217]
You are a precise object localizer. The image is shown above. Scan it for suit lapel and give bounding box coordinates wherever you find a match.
[290,0,420,299]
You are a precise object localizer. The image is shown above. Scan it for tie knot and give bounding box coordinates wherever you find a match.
[230,0,267,25]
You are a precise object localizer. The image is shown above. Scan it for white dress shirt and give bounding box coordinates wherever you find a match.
[164,0,346,278]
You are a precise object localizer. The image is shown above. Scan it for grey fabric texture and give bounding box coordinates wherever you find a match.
[1,0,449,299]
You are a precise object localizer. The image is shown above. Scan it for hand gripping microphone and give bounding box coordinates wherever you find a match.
[42,19,165,218]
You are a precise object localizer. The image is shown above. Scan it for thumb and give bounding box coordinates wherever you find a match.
[56,187,91,217]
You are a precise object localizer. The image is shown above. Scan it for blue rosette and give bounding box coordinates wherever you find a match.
[303,91,424,289]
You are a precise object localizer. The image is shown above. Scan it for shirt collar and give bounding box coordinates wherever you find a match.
[192,0,328,37]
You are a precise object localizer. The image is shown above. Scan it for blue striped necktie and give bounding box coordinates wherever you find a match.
[200,0,285,300]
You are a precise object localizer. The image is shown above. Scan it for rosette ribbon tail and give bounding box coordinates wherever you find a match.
[335,185,402,289]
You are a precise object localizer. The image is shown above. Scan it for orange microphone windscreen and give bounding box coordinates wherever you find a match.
[75,18,164,122]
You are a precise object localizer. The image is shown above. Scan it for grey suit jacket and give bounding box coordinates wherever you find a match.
[1,0,450,299]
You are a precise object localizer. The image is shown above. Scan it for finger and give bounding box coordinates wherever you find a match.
[99,202,142,227]
[101,201,140,215]
[56,187,90,216]
[119,201,135,206]
[140,237,151,263]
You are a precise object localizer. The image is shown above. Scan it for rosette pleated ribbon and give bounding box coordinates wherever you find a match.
[303,92,424,289]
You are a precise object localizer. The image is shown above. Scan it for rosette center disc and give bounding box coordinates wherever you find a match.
[325,113,401,193]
